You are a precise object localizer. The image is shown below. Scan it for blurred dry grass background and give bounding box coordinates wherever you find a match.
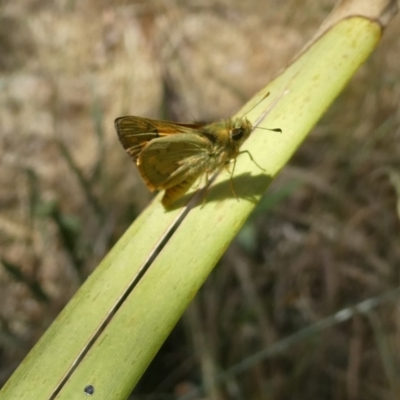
[1,0,400,398]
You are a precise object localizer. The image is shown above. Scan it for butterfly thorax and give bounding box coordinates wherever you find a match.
[200,117,253,167]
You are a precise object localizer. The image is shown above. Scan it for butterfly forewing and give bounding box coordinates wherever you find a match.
[115,116,203,161]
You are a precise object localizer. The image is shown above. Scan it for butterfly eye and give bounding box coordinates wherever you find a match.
[231,127,244,141]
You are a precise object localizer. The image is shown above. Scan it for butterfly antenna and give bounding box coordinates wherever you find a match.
[241,92,271,119]
[252,88,289,128]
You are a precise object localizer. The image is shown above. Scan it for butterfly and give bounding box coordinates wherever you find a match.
[115,98,281,208]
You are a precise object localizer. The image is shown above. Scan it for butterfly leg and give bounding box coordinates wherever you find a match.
[188,174,208,206]
[198,171,214,208]
[229,159,239,201]
[238,150,265,171]
[191,176,203,190]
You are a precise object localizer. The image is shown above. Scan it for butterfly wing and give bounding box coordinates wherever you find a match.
[137,133,213,205]
[161,176,199,208]
[115,116,215,206]
[115,116,204,161]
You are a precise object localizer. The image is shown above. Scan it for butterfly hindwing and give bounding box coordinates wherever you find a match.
[162,176,199,207]
[137,133,212,191]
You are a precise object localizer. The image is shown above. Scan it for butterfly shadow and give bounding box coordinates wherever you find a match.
[168,172,273,210]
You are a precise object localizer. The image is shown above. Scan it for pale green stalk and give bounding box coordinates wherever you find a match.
[1,3,396,399]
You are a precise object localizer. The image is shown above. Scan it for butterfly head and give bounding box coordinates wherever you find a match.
[230,118,253,146]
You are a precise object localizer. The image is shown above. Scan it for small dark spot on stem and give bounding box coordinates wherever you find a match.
[84,385,95,395]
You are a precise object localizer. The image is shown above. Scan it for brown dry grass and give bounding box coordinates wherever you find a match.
[1,0,400,399]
